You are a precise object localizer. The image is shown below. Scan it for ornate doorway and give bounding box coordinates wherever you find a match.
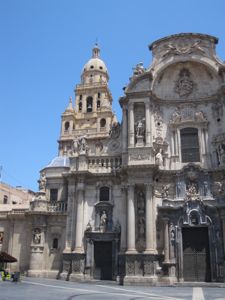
[94,241,113,280]
[182,227,211,282]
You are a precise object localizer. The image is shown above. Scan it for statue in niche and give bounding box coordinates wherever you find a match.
[217,143,225,165]
[185,183,200,201]
[175,68,194,97]
[100,211,107,233]
[135,119,145,137]
[203,181,209,197]
[155,148,163,166]
[138,216,145,238]
[72,138,79,155]
[161,184,170,198]
[33,228,41,244]
[137,191,145,214]
[78,136,88,154]
[38,172,46,192]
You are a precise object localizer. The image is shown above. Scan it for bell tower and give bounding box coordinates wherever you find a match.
[58,44,117,156]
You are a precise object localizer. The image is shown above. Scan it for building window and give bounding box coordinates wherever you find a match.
[52,238,58,249]
[98,92,101,98]
[3,195,8,204]
[64,122,70,131]
[100,187,109,201]
[86,97,93,112]
[50,189,58,203]
[180,128,200,162]
[79,101,82,111]
[97,100,101,109]
[100,118,106,127]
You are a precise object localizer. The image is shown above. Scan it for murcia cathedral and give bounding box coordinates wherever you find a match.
[1,33,225,284]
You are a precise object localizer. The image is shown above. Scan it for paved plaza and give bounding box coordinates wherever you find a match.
[0,277,225,300]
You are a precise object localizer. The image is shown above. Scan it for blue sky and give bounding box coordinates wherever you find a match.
[1,0,225,191]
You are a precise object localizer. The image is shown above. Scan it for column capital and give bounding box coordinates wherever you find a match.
[128,102,134,109]
[145,101,150,108]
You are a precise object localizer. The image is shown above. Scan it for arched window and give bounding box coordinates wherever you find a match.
[64,122,70,131]
[180,128,200,162]
[100,187,109,201]
[52,238,58,249]
[79,101,82,111]
[100,118,106,127]
[3,195,8,204]
[97,100,101,109]
[86,97,93,112]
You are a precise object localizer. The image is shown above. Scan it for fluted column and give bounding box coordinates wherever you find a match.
[122,106,128,152]
[128,103,135,147]
[74,181,85,253]
[145,184,155,253]
[145,102,151,147]
[127,184,136,252]
[163,218,170,263]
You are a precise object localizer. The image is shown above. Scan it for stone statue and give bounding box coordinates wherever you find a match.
[155,148,163,166]
[109,122,121,139]
[185,183,200,201]
[195,111,207,122]
[133,62,145,76]
[170,109,181,123]
[217,143,225,165]
[86,221,92,232]
[78,136,87,154]
[138,216,145,237]
[161,184,170,198]
[137,191,145,214]
[33,228,41,244]
[135,119,145,137]
[100,211,107,232]
[38,172,46,192]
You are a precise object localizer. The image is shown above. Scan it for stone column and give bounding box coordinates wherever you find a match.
[74,181,85,253]
[127,184,136,252]
[145,102,151,147]
[163,218,170,263]
[64,178,75,252]
[122,106,128,152]
[128,103,135,147]
[145,184,155,253]
[171,131,175,156]
[120,186,127,252]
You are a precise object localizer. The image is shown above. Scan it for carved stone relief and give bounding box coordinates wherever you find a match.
[129,148,150,161]
[153,105,163,137]
[174,68,194,97]
[162,40,205,58]
[169,106,207,125]
[136,190,146,252]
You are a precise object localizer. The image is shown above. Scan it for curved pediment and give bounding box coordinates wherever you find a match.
[152,61,221,101]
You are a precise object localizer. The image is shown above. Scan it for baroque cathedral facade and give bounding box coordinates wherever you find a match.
[1,33,225,284]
